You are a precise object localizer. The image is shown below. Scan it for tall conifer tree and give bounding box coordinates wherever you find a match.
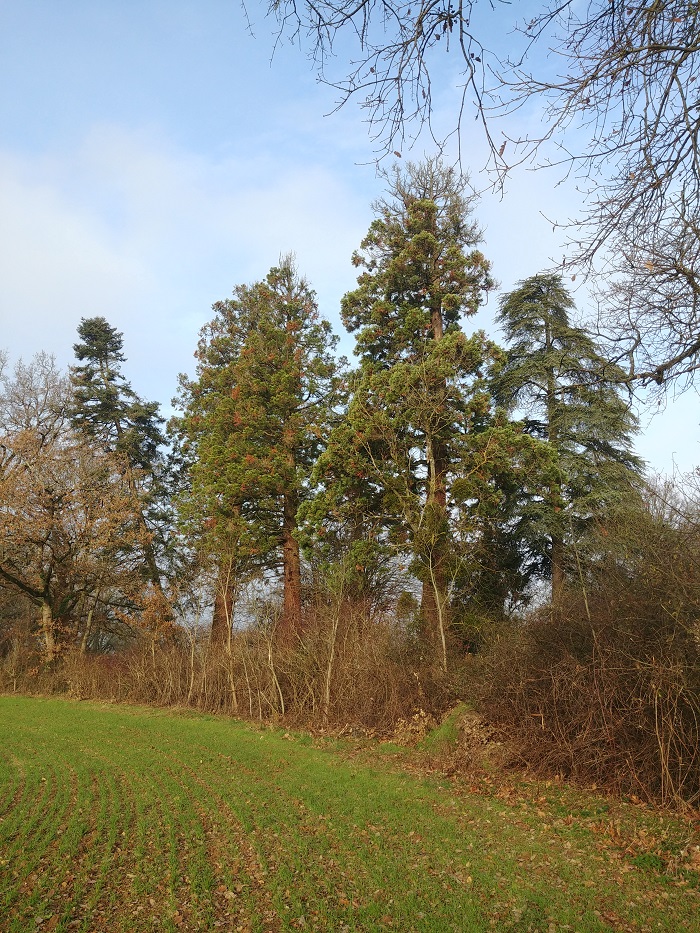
[69,317,169,597]
[494,273,643,599]
[334,158,495,659]
[173,259,342,641]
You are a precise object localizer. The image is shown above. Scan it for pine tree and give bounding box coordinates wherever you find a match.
[71,318,164,470]
[173,259,342,641]
[494,273,644,600]
[69,317,169,596]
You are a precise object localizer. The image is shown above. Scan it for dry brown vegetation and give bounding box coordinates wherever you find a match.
[1,597,456,736]
[475,486,700,809]
[4,480,700,812]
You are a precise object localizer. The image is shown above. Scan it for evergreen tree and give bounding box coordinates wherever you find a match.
[331,158,496,661]
[448,405,558,641]
[494,273,644,600]
[173,259,342,641]
[69,317,169,596]
[71,318,164,470]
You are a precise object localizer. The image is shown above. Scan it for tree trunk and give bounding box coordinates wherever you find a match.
[551,534,565,603]
[211,564,236,649]
[419,576,447,647]
[41,599,56,662]
[419,298,451,655]
[430,298,445,342]
[545,319,565,603]
[420,581,437,631]
[280,493,302,639]
[79,604,93,654]
[420,553,449,670]
[421,431,450,666]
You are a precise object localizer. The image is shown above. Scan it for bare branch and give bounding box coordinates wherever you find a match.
[267,1,700,388]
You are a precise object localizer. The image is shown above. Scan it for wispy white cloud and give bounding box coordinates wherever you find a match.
[0,124,374,405]
[0,146,154,363]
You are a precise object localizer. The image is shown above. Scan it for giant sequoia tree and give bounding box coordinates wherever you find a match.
[173,259,341,642]
[494,273,643,600]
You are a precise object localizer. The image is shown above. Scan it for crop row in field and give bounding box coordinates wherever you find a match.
[0,697,698,932]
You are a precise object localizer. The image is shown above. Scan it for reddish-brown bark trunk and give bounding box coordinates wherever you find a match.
[551,535,565,603]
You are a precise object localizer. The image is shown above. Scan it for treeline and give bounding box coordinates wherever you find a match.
[2,159,699,807]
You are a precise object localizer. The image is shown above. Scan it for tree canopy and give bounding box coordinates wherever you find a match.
[494,272,643,598]
[172,258,343,640]
[312,159,512,665]
[70,317,170,596]
[0,355,150,659]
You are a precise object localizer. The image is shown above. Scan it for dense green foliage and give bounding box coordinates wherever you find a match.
[70,317,165,472]
[70,316,171,596]
[172,259,342,638]
[310,161,503,662]
[493,273,644,597]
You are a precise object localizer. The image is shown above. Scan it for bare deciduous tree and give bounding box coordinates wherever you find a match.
[268,1,700,385]
[0,356,152,661]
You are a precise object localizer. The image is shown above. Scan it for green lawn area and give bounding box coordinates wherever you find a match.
[0,696,698,932]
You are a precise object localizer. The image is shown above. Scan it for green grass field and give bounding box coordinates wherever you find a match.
[0,697,698,932]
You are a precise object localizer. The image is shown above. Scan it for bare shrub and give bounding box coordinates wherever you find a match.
[0,595,36,690]
[272,598,450,730]
[50,587,457,734]
[475,482,700,808]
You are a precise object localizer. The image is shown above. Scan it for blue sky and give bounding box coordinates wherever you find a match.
[1,0,697,475]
